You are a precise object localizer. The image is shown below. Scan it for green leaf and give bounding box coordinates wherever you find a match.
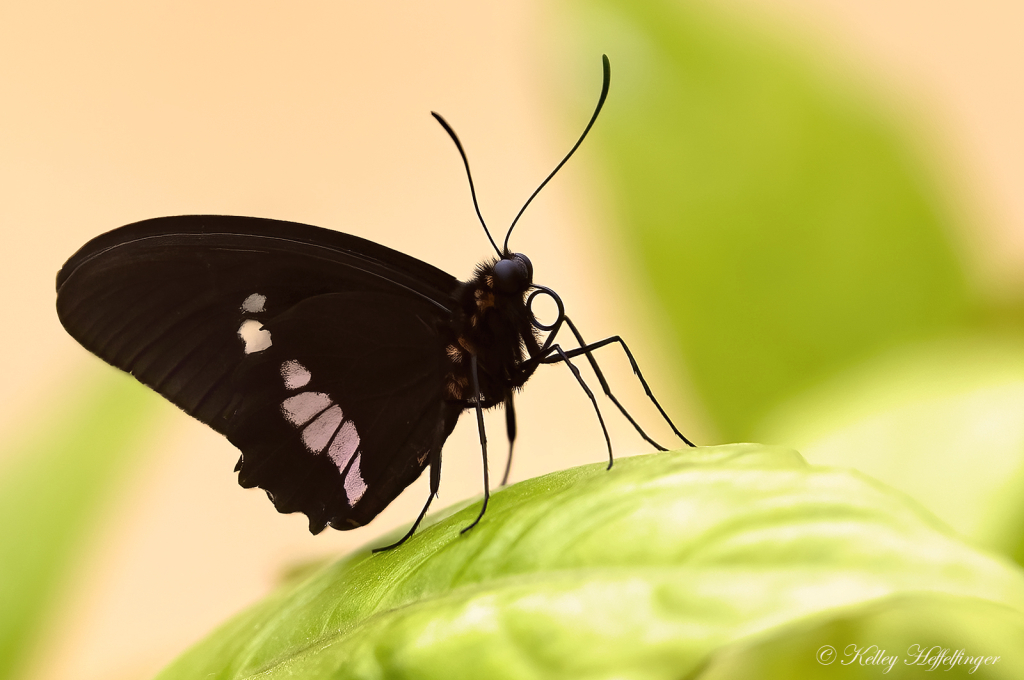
[554,0,974,440]
[156,445,1024,679]
[700,594,1024,679]
[0,368,161,680]
[757,334,1024,563]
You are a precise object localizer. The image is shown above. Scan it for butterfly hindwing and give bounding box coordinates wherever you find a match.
[56,215,463,530]
[227,292,463,531]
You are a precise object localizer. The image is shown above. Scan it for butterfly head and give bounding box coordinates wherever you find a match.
[493,253,533,293]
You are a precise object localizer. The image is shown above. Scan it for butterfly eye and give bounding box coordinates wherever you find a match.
[514,253,533,281]
[493,254,533,293]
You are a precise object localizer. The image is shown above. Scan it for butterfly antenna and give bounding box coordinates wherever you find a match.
[432,111,502,257]
[503,54,611,253]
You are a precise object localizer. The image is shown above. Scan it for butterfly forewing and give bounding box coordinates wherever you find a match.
[56,215,462,530]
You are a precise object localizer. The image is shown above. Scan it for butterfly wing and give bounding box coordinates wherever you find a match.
[227,291,463,531]
[56,215,463,531]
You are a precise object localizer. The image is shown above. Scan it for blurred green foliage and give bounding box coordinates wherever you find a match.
[156,446,1024,679]
[758,335,1024,559]
[0,370,159,680]
[563,0,974,442]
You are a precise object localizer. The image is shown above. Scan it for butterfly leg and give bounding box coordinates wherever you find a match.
[461,354,491,534]
[372,492,435,553]
[559,317,669,451]
[501,392,516,486]
[542,328,696,448]
[548,344,614,470]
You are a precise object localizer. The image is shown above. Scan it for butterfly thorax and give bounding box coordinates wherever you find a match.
[443,255,541,407]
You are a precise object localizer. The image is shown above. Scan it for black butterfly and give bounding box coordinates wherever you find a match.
[55,56,694,550]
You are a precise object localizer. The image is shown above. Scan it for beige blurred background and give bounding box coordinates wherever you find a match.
[0,2,1021,679]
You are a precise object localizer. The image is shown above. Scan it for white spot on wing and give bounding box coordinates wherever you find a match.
[302,405,344,453]
[238,319,272,354]
[344,452,367,506]
[329,420,359,471]
[241,293,266,313]
[281,360,312,390]
[281,392,332,427]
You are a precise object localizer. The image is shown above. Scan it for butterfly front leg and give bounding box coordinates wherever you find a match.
[539,321,696,449]
[541,343,614,470]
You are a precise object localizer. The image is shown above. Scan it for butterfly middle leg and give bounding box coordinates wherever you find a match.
[461,353,491,534]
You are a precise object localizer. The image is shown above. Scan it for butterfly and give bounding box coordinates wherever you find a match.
[55,55,694,550]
